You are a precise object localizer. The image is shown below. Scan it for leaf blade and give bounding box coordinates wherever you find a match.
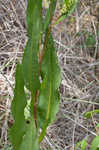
[19,117,39,150]
[10,64,27,150]
[91,136,99,150]
[38,33,61,142]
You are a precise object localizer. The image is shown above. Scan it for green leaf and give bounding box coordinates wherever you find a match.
[43,0,57,32]
[64,0,79,15]
[38,33,61,143]
[10,65,40,150]
[19,117,39,150]
[81,138,88,150]
[26,0,42,38]
[10,64,27,150]
[22,40,40,92]
[75,137,88,150]
[91,136,99,150]
[84,109,99,119]
[75,141,82,150]
[96,124,99,128]
[55,0,79,24]
[22,0,42,92]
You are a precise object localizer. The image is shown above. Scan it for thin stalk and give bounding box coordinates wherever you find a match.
[33,2,55,129]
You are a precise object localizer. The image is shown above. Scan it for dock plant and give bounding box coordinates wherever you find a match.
[9,0,79,149]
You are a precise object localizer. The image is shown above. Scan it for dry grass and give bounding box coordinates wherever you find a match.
[0,0,99,150]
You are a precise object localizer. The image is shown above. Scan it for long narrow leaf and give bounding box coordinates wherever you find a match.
[10,64,27,150]
[19,117,39,150]
[55,0,79,25]
[22,0,42,92]
[43,0,57,32]
[38,33,61,142]
[91,136,99,150]
[22,39,40,92]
